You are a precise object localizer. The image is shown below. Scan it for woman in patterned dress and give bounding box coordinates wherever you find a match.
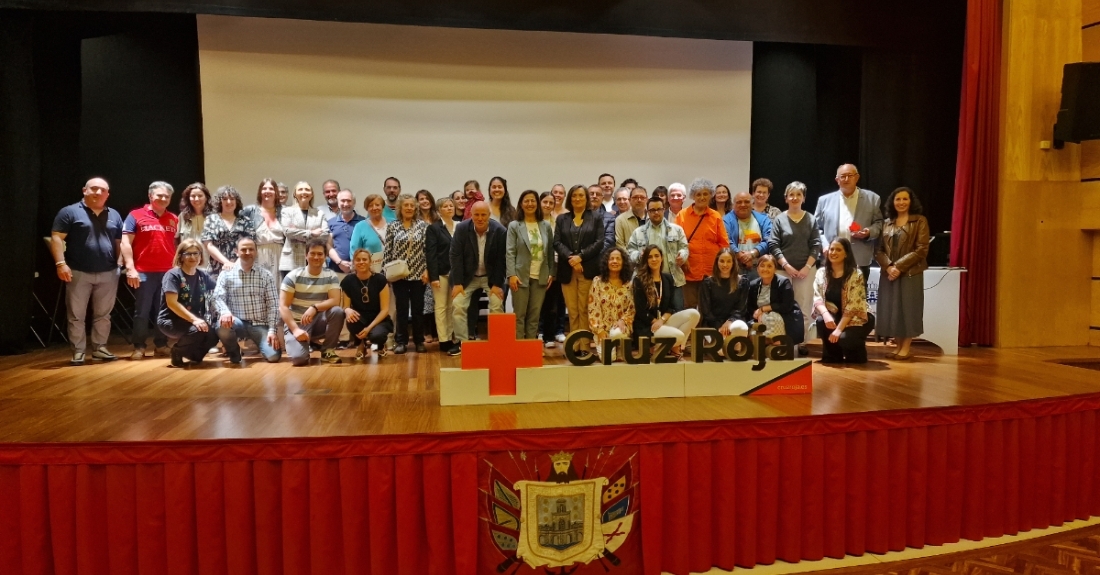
[383,194,429,354]
[587,247,635,358]
[202,185,256,278]
[176,182,213,271]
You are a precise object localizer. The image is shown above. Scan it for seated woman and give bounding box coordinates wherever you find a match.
[698,248,750,338]
[157,239,219,367]
[340,248,393,361]
[587,247,635,357]
[632,244,700,355]
[813,238,874,363]
[746,255,805,345]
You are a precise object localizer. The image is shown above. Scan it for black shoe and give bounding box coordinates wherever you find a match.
[438,341,452,353]
[447,344,462,357]
[394,344,407,355]
[415,343,427,353]
[797,344,808,356]
[169,348,186,368]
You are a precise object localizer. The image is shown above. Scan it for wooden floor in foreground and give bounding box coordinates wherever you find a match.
[1,339,1099,442]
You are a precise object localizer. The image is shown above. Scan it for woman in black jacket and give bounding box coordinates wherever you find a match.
[698,248,750,337]
[746,255,805,344]
[426,196,457,352]
[554,184,604,336]
[632,244,700,355]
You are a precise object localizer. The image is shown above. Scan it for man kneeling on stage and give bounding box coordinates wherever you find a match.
[212,237,282,365]
[279,238,345,365]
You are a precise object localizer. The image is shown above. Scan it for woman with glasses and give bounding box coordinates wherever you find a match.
[157,239,218,367]
[340,248,393,361]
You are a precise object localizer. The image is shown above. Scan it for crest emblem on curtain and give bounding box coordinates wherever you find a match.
[481,448,639,573]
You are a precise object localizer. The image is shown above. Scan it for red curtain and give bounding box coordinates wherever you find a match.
[951,0,1002,346]
[3,393,1100,575]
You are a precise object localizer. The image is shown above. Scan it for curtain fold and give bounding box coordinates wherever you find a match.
[950,0,1002,345]
[4,394,1100,574]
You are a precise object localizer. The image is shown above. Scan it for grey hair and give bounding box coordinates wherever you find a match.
[785,181,808,197]
[148,181,174,195]
[616,187,631,196]
[688,178,714,199]
[396,193,417,220]
[668,182,686,194]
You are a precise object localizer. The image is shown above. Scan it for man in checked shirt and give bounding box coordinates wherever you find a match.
[211,237,282,365]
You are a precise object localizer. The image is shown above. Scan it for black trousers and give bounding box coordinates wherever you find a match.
[158,320,219,362]
[391,279,425,345]
[348,318,394,347]
[816,313,874,363]
[539,281,568,343]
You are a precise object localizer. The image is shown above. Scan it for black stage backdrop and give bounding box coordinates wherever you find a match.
[0,1,964,353]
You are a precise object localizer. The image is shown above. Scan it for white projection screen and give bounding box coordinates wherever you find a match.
[197,15,752,199]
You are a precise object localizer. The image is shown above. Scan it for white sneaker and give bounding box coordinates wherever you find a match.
[555,333,566,343]
[544,341,556,349]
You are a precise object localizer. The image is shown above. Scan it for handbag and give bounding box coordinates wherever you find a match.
[383,259,410,282]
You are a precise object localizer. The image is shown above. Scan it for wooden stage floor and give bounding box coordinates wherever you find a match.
[2,340,1099,443]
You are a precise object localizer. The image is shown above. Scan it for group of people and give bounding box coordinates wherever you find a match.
[50,164,929,367]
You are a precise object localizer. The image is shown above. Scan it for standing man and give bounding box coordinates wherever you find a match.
[382,177,402,221]
[724,191,773,280]
[587,184,604,213]
[212,237,282,365]
[814,164,883,289]
[675,178,729,308]
[603,187,628,248]
[280,238,345,365]
[326,190,364,276]
[448,202,507,356]
[121,181,178,360]
[276,182,290,207]
[615,186,649,249]
[627,195,689,310]
[50,177,124,365]
[668,183,687,216]
[318,179,341,220]
[597,173,616,213]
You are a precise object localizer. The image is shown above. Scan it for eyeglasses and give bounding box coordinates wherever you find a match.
[182,252,202,258]
[836,173,859,180]
[360,287,371,303]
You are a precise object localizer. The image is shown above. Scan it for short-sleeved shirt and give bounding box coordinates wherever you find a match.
[123,205,178,273]
[340,272,388,323]
[158,267,215,330]
[282,267,340,322]
[52,201,123,273]
[326,212,365,272]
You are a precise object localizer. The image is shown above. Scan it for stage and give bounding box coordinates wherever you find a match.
[3,342,1100,575]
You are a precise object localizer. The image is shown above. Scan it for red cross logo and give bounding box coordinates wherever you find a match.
[460,313,544,395]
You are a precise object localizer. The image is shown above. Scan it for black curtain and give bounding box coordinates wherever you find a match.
[0,11,204,354]
[0,10,42,355]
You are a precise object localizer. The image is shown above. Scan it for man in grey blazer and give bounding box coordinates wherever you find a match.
[814,164,883,290]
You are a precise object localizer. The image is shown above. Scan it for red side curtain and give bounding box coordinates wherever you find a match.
[951,0,1002,346]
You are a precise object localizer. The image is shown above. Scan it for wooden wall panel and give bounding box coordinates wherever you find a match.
[1085,0,1100,26]
[997,0,1086,347]
[1085,25,1100,61]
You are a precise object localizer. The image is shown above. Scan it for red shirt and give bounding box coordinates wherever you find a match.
[123,205,178,273]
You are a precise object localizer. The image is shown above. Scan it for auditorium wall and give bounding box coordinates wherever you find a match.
[998,0,1098,347]
[197,15,753,196]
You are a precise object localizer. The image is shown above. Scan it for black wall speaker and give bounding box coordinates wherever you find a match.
[1053,62,1100,146]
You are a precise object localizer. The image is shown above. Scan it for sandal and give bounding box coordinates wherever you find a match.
[894,352,914,361]
[885,351,898,359]
[355,342,371,362]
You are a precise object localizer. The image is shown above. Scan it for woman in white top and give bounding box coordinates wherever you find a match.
[176,182,212,271]
[280,181,330,277]
[241,178,284,278]
[506,190,555,339]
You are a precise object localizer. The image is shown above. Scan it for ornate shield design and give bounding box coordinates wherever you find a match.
[513,478,608,568]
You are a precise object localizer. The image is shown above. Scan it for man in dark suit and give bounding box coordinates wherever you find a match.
[448,201,507,355]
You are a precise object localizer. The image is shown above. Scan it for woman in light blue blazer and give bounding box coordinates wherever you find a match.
[507,190,556,339]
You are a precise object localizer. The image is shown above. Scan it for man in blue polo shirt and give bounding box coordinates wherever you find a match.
[50,177,124,365]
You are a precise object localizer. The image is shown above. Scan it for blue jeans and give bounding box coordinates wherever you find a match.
[132,271,167,349]
[216,318,281,362]
[671,285,685,313]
